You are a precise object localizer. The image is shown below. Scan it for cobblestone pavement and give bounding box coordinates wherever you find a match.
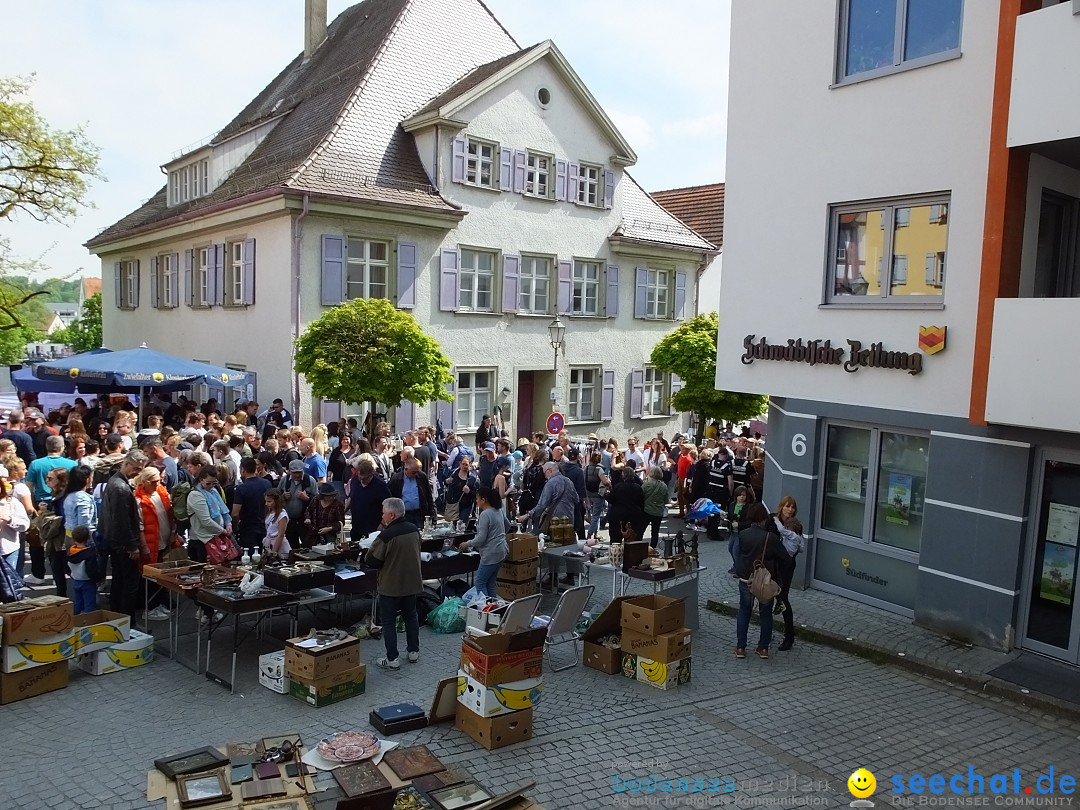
[5,518,1080,810]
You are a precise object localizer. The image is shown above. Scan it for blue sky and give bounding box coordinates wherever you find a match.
[0,0,729,281]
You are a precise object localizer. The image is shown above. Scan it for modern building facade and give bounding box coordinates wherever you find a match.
[717,0,1080,661]
[85,0,712,441]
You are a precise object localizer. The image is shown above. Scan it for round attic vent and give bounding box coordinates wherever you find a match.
[536,87,552,107]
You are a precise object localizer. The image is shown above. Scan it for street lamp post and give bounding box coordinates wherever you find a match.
[547,316,566,374]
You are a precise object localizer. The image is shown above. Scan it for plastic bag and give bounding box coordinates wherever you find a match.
[427,597,467,634]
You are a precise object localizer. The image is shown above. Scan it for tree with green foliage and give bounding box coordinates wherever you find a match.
[49,291,101,353]
[294,299,453,426]
[650,311,767,440]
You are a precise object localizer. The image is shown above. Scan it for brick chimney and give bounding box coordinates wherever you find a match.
[304,0,327,61]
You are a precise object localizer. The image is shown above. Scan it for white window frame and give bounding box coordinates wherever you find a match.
[518,254,551,315]
[465,138,497,189]
[197,246,211,308]
[577,163,601,207]
[200,159,209,196]
[120,260,138,309]
[170,173,180,206]
[459,247,497,312]
[572,260,601,316]
[568,367,599,423]
[346,238,390,301]
[225,241,244,306]
[160,253,176,309]
[525,151,552,199]
[456,369,495,431]
[641,366,667,417]
[645,268,671,320]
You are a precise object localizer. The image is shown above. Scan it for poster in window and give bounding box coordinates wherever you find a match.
[1039,542,1077,606]
[1045,503,1080,548]
[886,473,912,526]
[836,464,862,499]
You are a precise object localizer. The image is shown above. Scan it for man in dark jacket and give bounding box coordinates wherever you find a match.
[734,503,790,660]
[3,411,36,466]
[100,450,148,616]
[368,498,423,670]
[388,458,435,527]
[345,457,391,543]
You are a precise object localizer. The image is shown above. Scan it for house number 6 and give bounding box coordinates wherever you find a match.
[791,434,807,457]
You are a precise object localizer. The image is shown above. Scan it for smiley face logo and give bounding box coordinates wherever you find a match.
[68,367,79,379]
[151,372,164,384]
[848,768,876,799]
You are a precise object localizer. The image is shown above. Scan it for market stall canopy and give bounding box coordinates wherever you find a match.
[32,344,249,389]
[11,348,115,393]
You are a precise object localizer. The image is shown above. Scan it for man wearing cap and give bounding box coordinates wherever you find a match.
[231,458,271,550]
[477,442,498,488]
[388,457,435,528]
[24,409,52,459]
[279,459,318,548]
[305,483,345,545]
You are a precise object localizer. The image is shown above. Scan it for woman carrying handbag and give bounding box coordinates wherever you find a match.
[733,502,790,660]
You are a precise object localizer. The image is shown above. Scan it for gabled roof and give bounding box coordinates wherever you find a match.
[403,40,637,166]
[651,183,725,249]
[611,175,716,252]
[81,277,102,300]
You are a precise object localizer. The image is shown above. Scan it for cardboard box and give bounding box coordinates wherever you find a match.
[635,655,692,690]
[258,650,289,694]
[499,557,539,582]
[284,635,360,680]
[465,627,547,656]
[581,596,633,675]
[460,643,543,686]
[76,629,154,675]
[288,664,366,707]
[505,533,540,562]
[495,580,539,601]
[0,659,69,704]
[620,594,685,637]
[71,610,131,655]
[620,627,691,663]
[466,606,502,633]
[456,669,542,717]
[620,652,638,679]
[2,628,76,672]
[0,597,73,645]
[455,704,533,750]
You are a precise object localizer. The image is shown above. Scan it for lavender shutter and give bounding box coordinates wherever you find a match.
[603,169,616,209]
[502,254,520,313]
[606,265,619,317]
[211,244,224,306]
[396,242,417,309]
[568,163,580,204]
[554,159,568,201]
[184,250,194,307]
[499,148,513,192]
[556,260,572,315]
[170,253,180,307]
[133,259,141,308]
[150,257,159,309]
[320,235,345,306]
[113,262,122,308]
[674,271,687,320]
[435,375,455,432]
[440,249,459,312]
[512,150,526,193]
[629,369,645,419]
[242,239,256,305]
[669,374,684,415]
[634,266,648,319]
[601,369,615,420]
[393,401,415,434]
[451,137,466,184]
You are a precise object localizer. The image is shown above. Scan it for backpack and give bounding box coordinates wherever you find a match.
[584,464,602,494]
[35,510,66,554]
[171,480,193,522]
[92,458,123,489]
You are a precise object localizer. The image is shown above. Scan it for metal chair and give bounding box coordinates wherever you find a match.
[498,593,541,634]
[540,584,595,671]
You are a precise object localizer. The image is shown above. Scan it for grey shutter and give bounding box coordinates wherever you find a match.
[629,369,644,419]
[601,369,615,420]
[554,159,568,201]
[321,235,345,306]
[674,270,687,320]
[634,266,648,318]
[893,255,908,284]
[394,401,415,434]
[435,374,456,432]
[557,260,572,315]
[502,254,519,314]
[606,265,619,317]
[440,249,459,312]
[499,148,513,192]
[669,374,684,415]
[397,242,417,309]
[184,250,194,307]
[170,253,180,308]
[133,260,141,308]
[452,137,466,184]
[512,150,526,193]
[568,162,580,204]
[211,244,224,306]
[150,256,159,309]
[896,207,910,227]
[113,262,122,308]
[925,253,936,285]
[242,239,256,306]
[929,204,941,223]
[603,169,616,209]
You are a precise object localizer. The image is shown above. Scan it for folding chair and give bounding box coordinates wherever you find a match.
[540,584,594,672]
[498,593,541,634]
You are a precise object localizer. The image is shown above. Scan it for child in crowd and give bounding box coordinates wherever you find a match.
[66,525,100,614]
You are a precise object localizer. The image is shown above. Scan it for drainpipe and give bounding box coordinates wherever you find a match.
[434,125,442,187]
[292,193,310,424]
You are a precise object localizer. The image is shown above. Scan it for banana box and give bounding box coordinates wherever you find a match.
[76,629,154,676]
[635,655,692,691]
[456,669,542,717]
[0,596,73,645]
[71,610,131,655]
[1,628,77,672]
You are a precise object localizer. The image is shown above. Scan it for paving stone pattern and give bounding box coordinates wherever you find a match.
[4,519,1079,809]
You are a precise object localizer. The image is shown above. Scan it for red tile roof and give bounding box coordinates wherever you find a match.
[651,182,725,249]
[81,277,102,299]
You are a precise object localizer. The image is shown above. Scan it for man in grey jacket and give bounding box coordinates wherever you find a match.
[518,462,579,532]
[100,450,148,617]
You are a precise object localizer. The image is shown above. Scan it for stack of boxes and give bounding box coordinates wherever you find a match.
[284,633,366,707]
[456,626,545,749]
[495,533,540,602]
[619,595,692,690]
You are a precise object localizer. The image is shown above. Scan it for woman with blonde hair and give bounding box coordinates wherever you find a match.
[311,424,330,458]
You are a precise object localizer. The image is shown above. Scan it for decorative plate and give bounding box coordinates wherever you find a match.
[316,732,379,763]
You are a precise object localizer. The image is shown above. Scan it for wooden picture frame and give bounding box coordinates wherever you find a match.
[470,783,536,810]
[154,746,229,781]
[429,677,458,724]
[234,798,313,810]
[175,768,231,808]
[427,781,493,810]
[383,745,445,781]
[333,760,392,798]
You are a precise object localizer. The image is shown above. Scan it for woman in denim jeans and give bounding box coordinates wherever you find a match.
[733,502,789,660]
[459,487,508,598]
[584,452,609,540]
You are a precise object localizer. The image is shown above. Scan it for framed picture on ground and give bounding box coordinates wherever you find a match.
[175,768,231,808]
[154,747,229,780]
[427,782,492,809]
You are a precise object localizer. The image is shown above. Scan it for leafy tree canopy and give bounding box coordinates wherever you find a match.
[294,298,453,409]
[650,311,767,428]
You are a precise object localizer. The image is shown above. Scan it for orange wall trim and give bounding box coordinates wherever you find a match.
[969,0,1038,426]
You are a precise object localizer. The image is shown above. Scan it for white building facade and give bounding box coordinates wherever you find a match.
[87,0,710,442]
[718,0,1080,661]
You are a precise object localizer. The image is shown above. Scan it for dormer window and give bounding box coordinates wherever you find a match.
[168,158,211,206]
